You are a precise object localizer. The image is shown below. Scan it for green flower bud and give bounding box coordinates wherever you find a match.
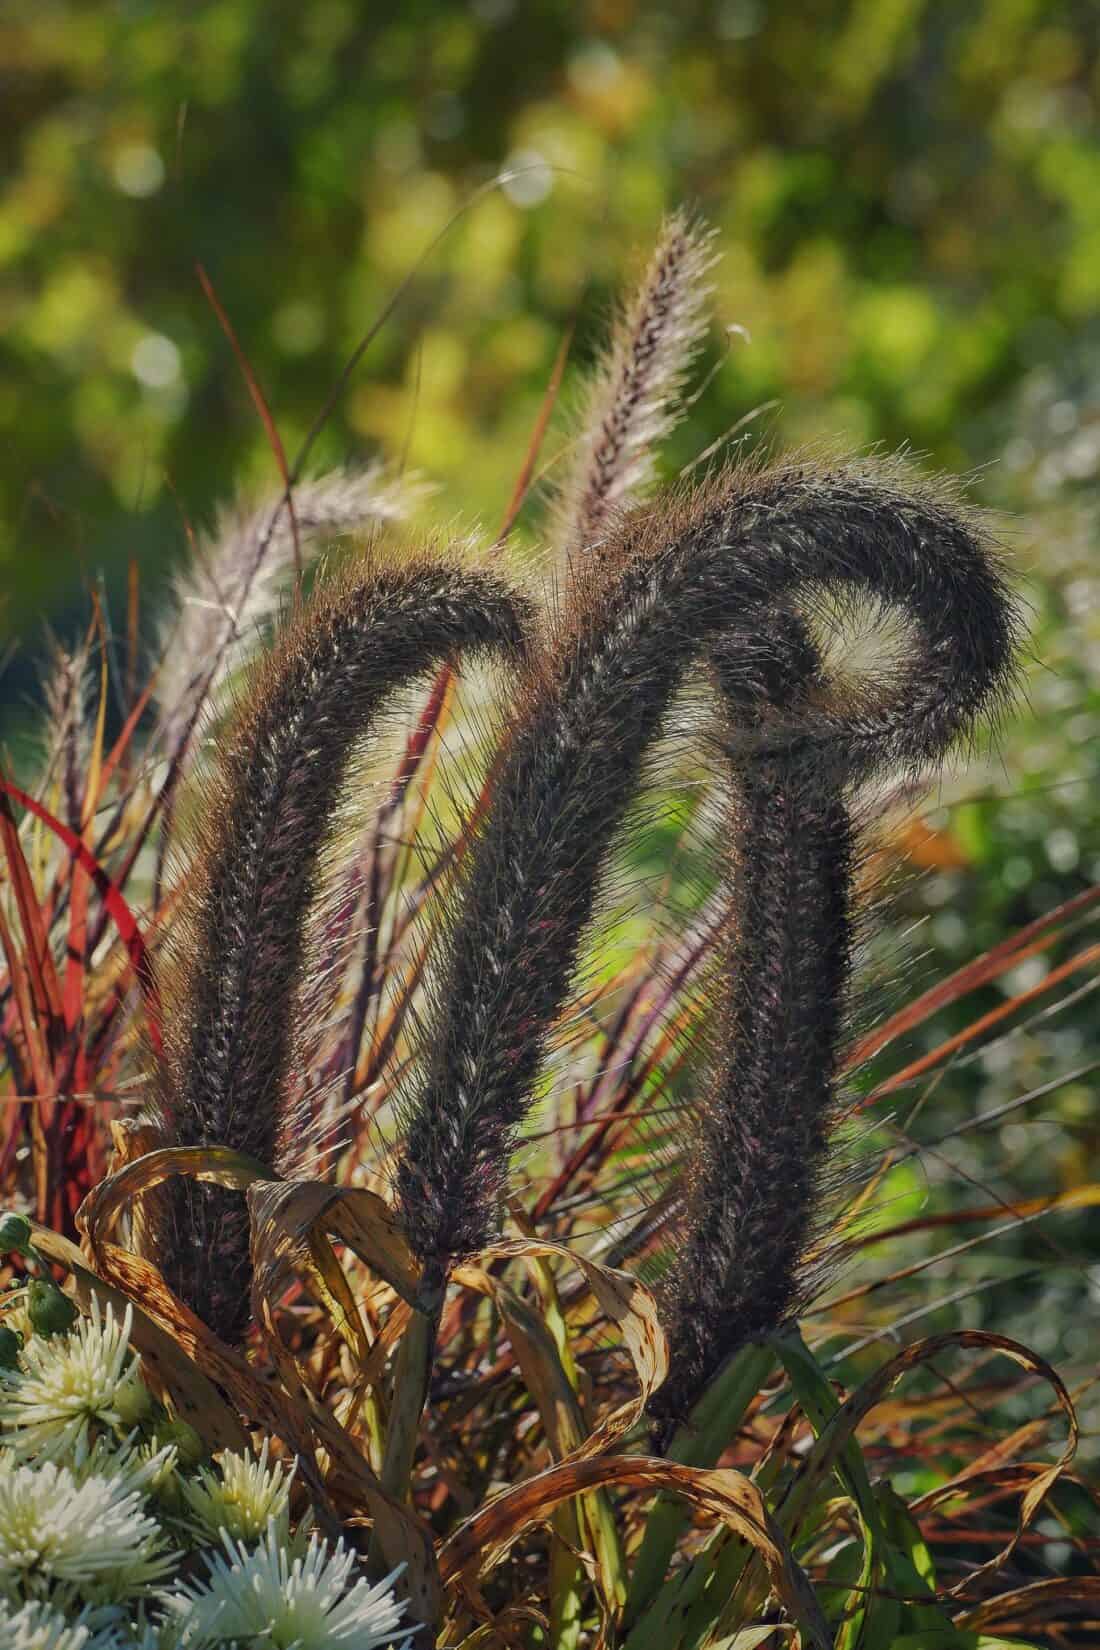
[153,1417,206,1468]
[115,1372,153,1425]
[151,1461,184,1513]
[26,1279,78,1337]
[0,1324,21,1368]
[0,1213,33,1256]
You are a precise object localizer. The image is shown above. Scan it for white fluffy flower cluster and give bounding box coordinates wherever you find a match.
[0,1301,412,1649]
[0,1298,152,1465]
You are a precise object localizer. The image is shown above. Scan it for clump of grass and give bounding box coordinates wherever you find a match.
[0,213,1093,1650]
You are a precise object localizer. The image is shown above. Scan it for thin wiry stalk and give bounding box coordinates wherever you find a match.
[552,209,717,555]
[531,906,722,1224]
[394,457,1019,1305]
[155,465,429,756]
[153,555,529,1341]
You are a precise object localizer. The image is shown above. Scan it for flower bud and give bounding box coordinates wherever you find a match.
[153,1417,206,1467]
[115,1371,153,1425]
[0,1213,33,1256]
[26,1279,78,1337]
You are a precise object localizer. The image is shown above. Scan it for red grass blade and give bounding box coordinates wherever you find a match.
[0,899,52,1093]
[196,261,302,588]
[0,787,64,1037]
[0,779,163,1054]
[61,598,110,1046]
[96,672,158,808]
[494,319,575,547]
[864,937,1100,1102]
[844,882,1100,1071]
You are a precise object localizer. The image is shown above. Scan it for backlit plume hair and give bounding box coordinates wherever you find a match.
[553,208,717,555]
[153,556,529,1342]
[155,464,429,763]
[144,223,1017,1432]
[393,461,1018,1350]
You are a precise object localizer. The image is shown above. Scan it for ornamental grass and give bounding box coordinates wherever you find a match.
[0,213,1094,1649]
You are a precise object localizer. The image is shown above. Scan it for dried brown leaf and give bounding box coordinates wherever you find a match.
[439,1455,829,1650]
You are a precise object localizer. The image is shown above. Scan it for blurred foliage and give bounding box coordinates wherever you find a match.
[3,1,1098,624]
[3,0,1100,1408]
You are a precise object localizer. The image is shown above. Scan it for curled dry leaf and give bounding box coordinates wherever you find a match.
[249,1256,443,1631]
[79,1151,324,1458]
[476,1236,669,1459]
[439,1456,831,1650]
[244,1177,418,1446]
[247,1177,421,1315]
[453,1263,588,1459]
[245,1180,441,1624]
[955,1575,1100,1634]
[911,1461,1066,1519]
[243,1187,664,1627]
[244,1187,666,1468]
[105,1116,168,1265]
[79,1142,270,1268]
[452,1261,626,1621]
[77,1149,442,1625]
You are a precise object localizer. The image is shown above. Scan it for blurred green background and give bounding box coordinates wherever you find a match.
[5,3,1098,631]
[3,2,1100,1382]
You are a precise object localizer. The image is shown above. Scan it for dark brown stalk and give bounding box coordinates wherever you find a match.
[394,458,1018,1306]
[155,557,529,1342]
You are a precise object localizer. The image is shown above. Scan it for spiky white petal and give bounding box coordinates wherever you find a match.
[83,1611,166,1650]
[0,1595,93,1650]
[7,1603,166,1650]
[0,1302,150,1466]
[182,1438,296,1544]
[0,1451,176,1600]
[160,1518,413,1649]
[73,1435,179,1497]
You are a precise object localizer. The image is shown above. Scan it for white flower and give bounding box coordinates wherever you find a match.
[161,1518,413,1648]
[71,1435,177,1496]
[0,1595,93,1650]
[0,1302,151,1465]
[0,1450,176,1600]
[182,1438,295,1544]
[0,1597,152,1649]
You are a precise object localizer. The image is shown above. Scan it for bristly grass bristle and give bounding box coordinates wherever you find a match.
[155,555,529,1341]
[553,207,718,555]
[6,210,1074,1650]
[394,458,1018,1300]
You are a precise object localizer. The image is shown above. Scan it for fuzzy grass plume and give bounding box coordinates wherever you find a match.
[2,210,1091,1650]
[642,464,1019,1425]
[155,555,529,1341]
[553,208,717,554]
[395,459,1018,1297]
[155,464,427,760]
